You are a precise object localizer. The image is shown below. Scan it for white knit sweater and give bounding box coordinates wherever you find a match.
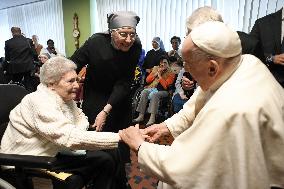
[0,84,120,157]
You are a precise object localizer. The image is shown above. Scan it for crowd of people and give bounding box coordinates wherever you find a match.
[1,5,284,189]
[1,27,62,91]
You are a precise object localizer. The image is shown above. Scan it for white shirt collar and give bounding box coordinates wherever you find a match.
[154,47,160,51]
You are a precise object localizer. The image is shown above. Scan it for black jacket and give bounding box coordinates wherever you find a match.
[71,33,142,132]
[250,8,284,86]
[4,35,35,74]
[237,31,265,63]
[142,48,166,70]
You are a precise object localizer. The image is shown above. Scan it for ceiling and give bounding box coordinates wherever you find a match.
[0,0,44,10]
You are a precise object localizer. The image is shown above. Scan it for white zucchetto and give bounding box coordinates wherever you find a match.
[190,21,242,58]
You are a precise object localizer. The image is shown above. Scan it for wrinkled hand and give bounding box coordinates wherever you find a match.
[92,111,107,131]
[141,122,170,143]
[119,124,147,151]
[182,76,195,90]
[273,54,284,65]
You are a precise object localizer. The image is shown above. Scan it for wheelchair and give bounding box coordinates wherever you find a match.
[131,85,174,124]
[0,84,94,189]
[131,64,176,124]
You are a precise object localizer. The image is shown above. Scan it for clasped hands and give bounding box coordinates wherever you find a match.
[182,76,195,90]
[119,122,170,153]
[154,67,165,78]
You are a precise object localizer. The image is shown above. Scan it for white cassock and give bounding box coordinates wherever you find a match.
[137,55,284,189]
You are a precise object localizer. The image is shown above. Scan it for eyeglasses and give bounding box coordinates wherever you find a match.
[113,30,136,39]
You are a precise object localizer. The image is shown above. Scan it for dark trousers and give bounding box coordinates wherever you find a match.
[11,71,34,92]
[52,150,121,189]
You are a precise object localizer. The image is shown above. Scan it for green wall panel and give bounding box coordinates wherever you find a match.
[62,0,91,57]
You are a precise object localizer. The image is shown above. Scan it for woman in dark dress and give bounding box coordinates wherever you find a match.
[71,11,142,188]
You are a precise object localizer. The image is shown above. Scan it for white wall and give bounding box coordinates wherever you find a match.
[90,0,284,52]
[1,0,284,57]
[0,0,65,58]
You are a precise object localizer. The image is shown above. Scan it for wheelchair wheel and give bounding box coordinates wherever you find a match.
[8,81,25,88]
[131,86,144,120]
[0,178,16,189]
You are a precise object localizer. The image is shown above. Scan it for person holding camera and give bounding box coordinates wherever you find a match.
[172,68,196,113]
[40,39,62,57]
[133,55,175,126]
[168,36,183,66]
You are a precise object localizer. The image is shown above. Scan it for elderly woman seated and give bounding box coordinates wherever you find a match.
[133,55,176,126]
[0,57,122,189]
[30,53,51,91]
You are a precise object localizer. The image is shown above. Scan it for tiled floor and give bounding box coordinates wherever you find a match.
[126,150,158,189]
[127,134,173,189]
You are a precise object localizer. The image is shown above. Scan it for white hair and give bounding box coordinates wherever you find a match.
[186,6,223,34]
[40,56,77,85]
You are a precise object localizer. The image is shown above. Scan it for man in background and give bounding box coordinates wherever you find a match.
[185,6,264,61]
[4,27,35,91]
[250,7,284,87]
[182,6,265,92]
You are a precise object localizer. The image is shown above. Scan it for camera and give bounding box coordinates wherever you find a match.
[50,47,57,55]
[182,72,196,98]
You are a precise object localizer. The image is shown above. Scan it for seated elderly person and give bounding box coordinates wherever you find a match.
[0,57,121,189]
[120,21,284,189]
[133,55,175,126]
[30,53,51,91]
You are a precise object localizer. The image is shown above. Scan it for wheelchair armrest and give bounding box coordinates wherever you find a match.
[0,153,85,170]
[0,153,58,169]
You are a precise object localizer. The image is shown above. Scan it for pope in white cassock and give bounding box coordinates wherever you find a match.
[120,21,284,189]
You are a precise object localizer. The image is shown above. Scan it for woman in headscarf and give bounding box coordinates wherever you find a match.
[70,11,142,188]
[142,37,167,77]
